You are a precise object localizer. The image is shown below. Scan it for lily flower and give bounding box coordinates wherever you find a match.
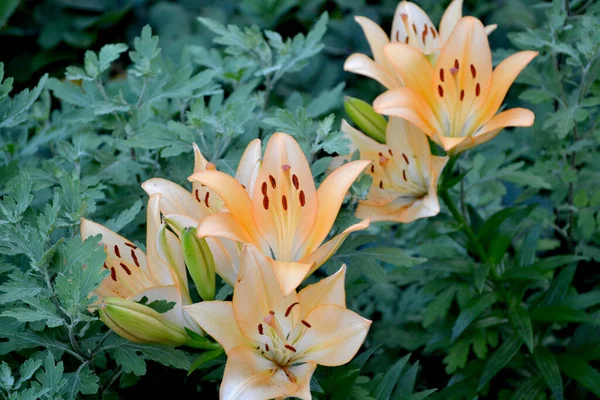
[185,245,371,400]
[188,133,371,295]
[142,142,261,285]
[342,118,448,223]
[374,16,537,154]
[81,194,201,343]
[344,0,497,89]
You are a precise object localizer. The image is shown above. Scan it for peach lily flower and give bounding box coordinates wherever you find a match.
[80,194,200,336]
[142,143,261,285]
[342,118,448,223]
[374,16,538,154]
[188,133,371,295]
[344,0,497,89]
[185,245,371,400]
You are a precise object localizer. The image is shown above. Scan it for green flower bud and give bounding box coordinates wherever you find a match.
[181,227,216,301]
[344,96,387,143]
[99,298,189,346]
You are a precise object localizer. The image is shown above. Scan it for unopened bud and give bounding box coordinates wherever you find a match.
[99,298,189,346]
[344,96,387,143]
[181,227,216,301]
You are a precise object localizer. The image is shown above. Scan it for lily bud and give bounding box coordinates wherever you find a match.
[99,298,189,346]
[181,227,216,301]
[344,96,387,144]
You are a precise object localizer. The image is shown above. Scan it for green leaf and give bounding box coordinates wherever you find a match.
[63,365,99,397]
[103,199,142,233]
[532,347,563,400]
[15,359,43,390]
[373,354,410,400]
[423,286,456,327]
[0,362,13,390]
[0,0,19,28]
[510,376,544,400]
[508,304,534,352]
[137,297,176,314]
[517,225,541,267]
[306,82,345,118]
[35,353,66,396]
[452,293,498,341]
[478,335,521,390]
[98,43,128,73]
[0,270,42,304]
[187,348,224,376]
[556,354,600,397]
[530,305,597,324]
[2,297,64,328]
[0,318,73,356]
[105,337,195,376]
[487,205,536,264]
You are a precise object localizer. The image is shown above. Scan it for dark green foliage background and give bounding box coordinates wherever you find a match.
[0,0,599,399]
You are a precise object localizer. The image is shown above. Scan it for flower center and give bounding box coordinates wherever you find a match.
[254,303,312,381]
[371,149,427,197]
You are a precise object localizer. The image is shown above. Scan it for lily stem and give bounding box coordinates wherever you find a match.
[439,189,487,263]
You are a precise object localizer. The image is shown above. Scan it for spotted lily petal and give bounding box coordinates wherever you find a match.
[220,346,298,400]
[184,301,246,353]
[296,304,371,367]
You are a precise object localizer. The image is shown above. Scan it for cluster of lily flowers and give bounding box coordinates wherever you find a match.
[81,1,536,399]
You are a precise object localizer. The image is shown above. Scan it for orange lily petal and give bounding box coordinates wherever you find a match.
[455,108,534,153]
[196,213,256,246]
[383,43,436,104]
[287,362,317,400]
[297,304,371,367]
[354,16,390,65]
[438,0,463,43]
[252,132,317,261]
[220,346,297,400]
[391,1,441,53]
[302,219,370,275]
[142,178,207,221]
[373,87,439,136]
[206,237,240,286]
[301,160,370,256]
[189,170,266,247]
[298,265,346,319]
[477,50,538,125]
[146,194,177,286]
[271,259,313,297]
[344,53,399,89]
[184,301,247,354]
[192,143,225,212]
[233,245,300,341]
[234,139,262,195]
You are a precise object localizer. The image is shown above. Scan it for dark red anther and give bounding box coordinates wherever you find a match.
[261,182,267,195]
[258,324,264,335]
[299,191,306,207]
[438,85,444,97]
[263,196,269,210]
[282,195,288,211]
[454,59,459,69]
[402,153,409,164]
[265,343,270,351]
[114,245,121,258]
[379,180,384,189]
[285,302,300,317]
[412,23,417,34]
[103,262,108,269]
[195,189,201,202]
[301,320,312,328]
[439,68,444,82]
[370,165,375,174]
[475,83,481,97]
[125,242,137,249]
[284,344,297,352]
[110,267,117,281]
[470,64,476,78]
[402,170,407,182]
[292,174,299,190]
[460,90,465,101]
[131,250,140,267]
[269,175,277,189]
[395,30,400,42]
[120,263,131,275]
[204,192,210,208]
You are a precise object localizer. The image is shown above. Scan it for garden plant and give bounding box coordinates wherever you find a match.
[0,0,599,399]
